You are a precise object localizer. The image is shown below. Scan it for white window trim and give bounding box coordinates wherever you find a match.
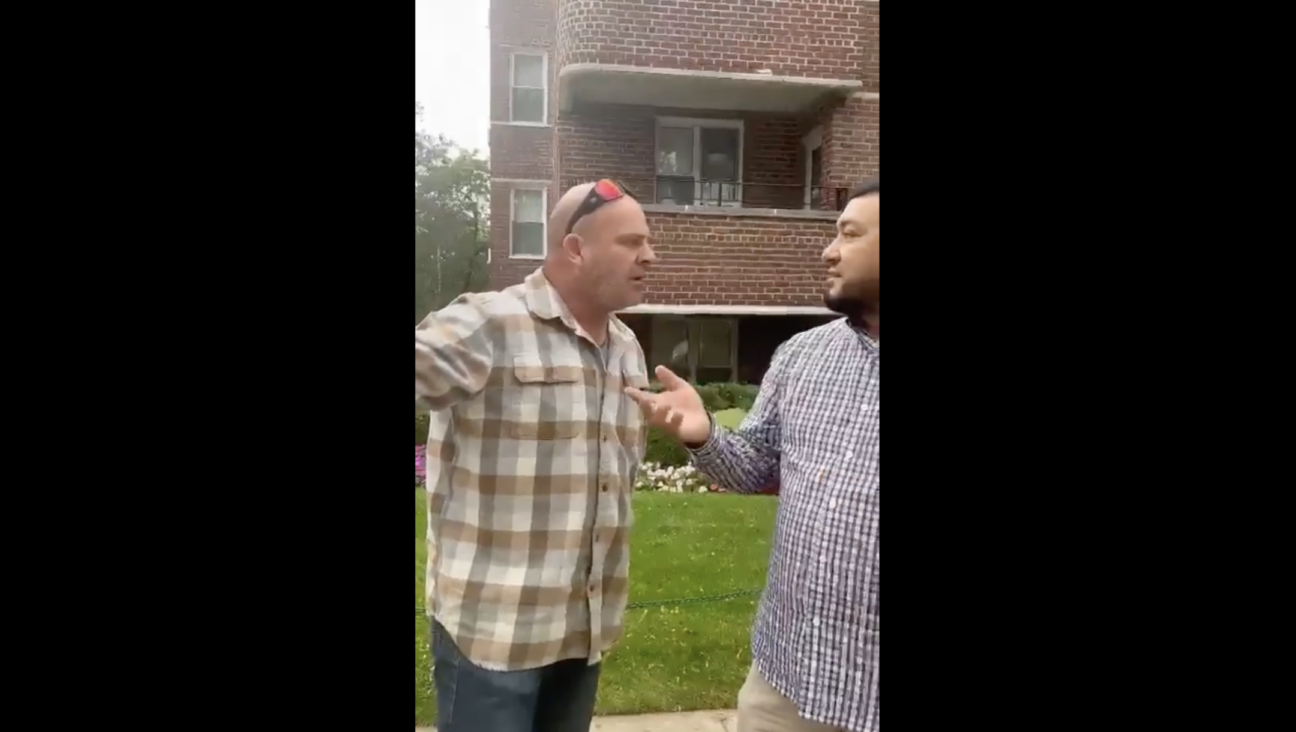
[508,185,548,260]
[509,51,548,124]
[802,126,823,210]
[654,117,744,208]
[652,315,740,383]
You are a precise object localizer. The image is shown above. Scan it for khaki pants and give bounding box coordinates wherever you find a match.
[736,663,845,732]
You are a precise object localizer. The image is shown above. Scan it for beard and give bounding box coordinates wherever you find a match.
[824,282,877,327]
[825,291,866,320]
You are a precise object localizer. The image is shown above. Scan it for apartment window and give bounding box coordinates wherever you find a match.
[510,187,546,258]
[649,317,738,384]
[655,117,743,207]
[803,126,824,209]
[510,53,547,124]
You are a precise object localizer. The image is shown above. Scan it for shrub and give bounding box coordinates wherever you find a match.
[692,383,757,412]
[712,382,759,411]
[645,427,690,466]
[415,411,430,445]
[641,383,757,466]
[645,381,759,412]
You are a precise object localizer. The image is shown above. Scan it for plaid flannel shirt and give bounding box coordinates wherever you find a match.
[414,268,649,671]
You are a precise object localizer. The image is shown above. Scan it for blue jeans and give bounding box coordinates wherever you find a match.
[431,620,601,732]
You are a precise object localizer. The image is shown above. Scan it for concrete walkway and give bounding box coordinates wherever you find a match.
[417,708,737,731]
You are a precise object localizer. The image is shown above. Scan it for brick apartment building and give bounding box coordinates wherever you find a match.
[489,0,879,383]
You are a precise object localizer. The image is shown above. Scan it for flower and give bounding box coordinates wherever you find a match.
[633,461,711,493]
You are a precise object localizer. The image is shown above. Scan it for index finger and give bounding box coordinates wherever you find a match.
[654,366,688,390]
[623,386,656,408]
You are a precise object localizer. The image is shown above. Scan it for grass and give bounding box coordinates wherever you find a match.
[714,409,747,430]
[415,488,778,725]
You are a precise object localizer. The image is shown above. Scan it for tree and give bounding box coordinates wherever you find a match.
[416,103,491,323]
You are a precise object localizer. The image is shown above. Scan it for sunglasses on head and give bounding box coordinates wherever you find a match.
[565,178,635,235]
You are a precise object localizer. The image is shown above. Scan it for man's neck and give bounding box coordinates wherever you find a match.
[544,266,610,344]
[856,304,879,341]
[573,310,610,345]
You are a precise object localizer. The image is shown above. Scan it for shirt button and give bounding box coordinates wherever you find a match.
[601,484,608,492]
[829,498,838,509]
[845,450,854,459]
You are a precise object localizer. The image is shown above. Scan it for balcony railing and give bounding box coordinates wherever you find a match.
[565,177,850,212]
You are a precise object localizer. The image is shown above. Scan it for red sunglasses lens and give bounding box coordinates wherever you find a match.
[594,179,623,201]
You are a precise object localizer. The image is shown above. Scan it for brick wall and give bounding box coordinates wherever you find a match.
[745,115,804,209]
[489,0,879,301]
[489,186,541,288]
[861,3,880,94]
[490,0,559,289]
[491,127,554,181]
[556,103,811,209]
[557,106,656,190]
[490,0,559,177]
[492,208,834,304]
[556,0,869,80]
[637,213,833,306]
[823,96,880,191]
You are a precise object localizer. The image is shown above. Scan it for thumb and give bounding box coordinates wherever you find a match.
[654,365,689,391]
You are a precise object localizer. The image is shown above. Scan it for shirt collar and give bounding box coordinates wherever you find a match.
[847,319,880,355]
[522,268,635,349]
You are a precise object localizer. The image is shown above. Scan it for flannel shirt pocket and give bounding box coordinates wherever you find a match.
[509,354,582,439]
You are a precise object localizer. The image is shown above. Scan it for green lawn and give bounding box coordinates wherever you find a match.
[415,488,778,725]
[714,409,747,430]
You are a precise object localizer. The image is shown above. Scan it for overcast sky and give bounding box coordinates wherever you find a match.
[415,0,491,154]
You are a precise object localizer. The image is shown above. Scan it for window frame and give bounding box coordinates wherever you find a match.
[650,315,740,384]
[802,126,824,210]
[508,184,548,260]
[509,51,548,125]
[653,116,745,207]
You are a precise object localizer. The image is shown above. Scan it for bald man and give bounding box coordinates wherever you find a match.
[415,180,657,732]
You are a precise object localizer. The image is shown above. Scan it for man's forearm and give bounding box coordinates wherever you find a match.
[688,414,779,494]
[415,341,485,411]
[414,295,495,411]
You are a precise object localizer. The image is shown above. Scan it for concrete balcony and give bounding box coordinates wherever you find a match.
[558,64,860,114]
[556,0,869,113]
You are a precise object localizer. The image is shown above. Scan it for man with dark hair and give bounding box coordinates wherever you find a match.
[627,178,880,732]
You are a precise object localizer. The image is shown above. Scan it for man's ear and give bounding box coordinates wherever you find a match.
[561,233,584,262]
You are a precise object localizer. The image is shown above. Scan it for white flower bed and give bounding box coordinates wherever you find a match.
[634,461,714,493]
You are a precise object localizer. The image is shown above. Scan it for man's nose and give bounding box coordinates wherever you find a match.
[640,241,658,265]
[822,237,841,263]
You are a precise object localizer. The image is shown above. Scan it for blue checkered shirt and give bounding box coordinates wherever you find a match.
[690,318,879,732]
